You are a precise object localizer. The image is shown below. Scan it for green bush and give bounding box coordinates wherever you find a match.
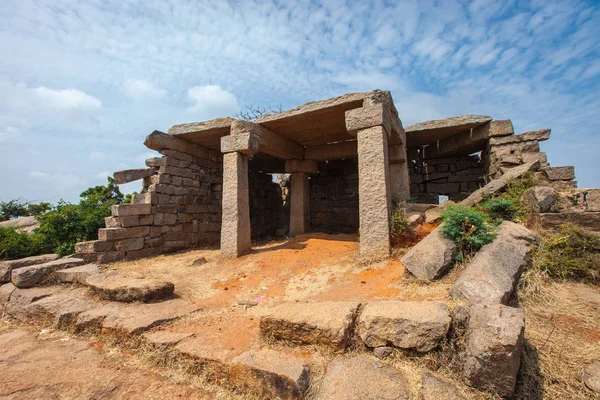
[390,203,410,238]
[479,198,517,223]
[441,204,495,262]
[0,227,50,260]
[533,224,599,283]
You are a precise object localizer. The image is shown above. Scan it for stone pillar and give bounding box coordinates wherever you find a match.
[357,126,391,258]
[289,172,309,236]
[388,144,411,206]
[220,152,251,257]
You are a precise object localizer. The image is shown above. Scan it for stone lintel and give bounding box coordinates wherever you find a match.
[357,126,391,258]
[345,102,405,146]
[489,120,514,137]
[144,130,216,159]
[231,120,304,160]
[422,123,490,159]
[304,141,357,161]
[113,168,157,185]
[489,128,551,146]
[220,133,259,156]
[220,152,251,257]
[285,159,318,174]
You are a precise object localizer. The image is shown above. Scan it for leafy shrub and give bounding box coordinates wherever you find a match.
[480,198,517,223]
[390,203,410,237]
[533,224,599,283]
[0,227,50,260]
[441,204,495,262]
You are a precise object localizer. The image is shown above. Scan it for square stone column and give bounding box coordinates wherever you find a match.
[220,151,251,257]
[289,172,309,236]
[357,126,391,258]
[388,145,411,205]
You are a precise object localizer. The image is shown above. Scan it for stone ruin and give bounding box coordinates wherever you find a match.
[73,89,584,263]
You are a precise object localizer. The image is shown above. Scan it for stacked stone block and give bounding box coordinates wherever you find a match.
[76,140,223,263]
[309,159,359,233]
[409,155,486,203]
[248,170,289,239]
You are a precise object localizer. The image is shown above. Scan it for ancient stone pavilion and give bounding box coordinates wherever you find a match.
[75,89,577,263]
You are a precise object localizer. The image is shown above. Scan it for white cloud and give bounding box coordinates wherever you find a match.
[186,85,239,119]
[28,170,85,189]
[32,86,101,111]
[123,79,167,100]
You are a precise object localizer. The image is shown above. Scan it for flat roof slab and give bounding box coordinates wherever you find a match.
[406,115,491,148]
[168,117,235,151]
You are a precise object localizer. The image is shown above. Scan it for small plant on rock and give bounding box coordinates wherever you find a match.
[441,204,495,262]
[480,198,517,223]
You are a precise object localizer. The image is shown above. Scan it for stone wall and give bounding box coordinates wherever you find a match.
[249,170,289,239]
[309,158,359,233]
[75,142,223,263]
[409,155,486,203]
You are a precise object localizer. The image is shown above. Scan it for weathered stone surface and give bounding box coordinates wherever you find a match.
[143,331,195,347]
[464,303,525,398]
[451,221,538,304]
[55,264,100,284]
[545,166,575,181]
[98,226,150,241]
[316,355,409,400]
[260,302,360,350]
[461,161,540,207]
[75,240,115,254]
[424,200,455,224]
[75,302,124,332]
[114,237,144,252]
[231,120,305,160]
[345,102,400,137]
[401,227,457,281]
[113,168,156,184]
[85,272,174,302]
[422,372,464,400]
[521,186,557,213]
[285,159,318,174]
[21,288,96,329]
[221,151,251,258]
[389,161,411,204]
[0,216,39,234]
[4,286,59,320]
[357,301,451,352]
[111,203,152,217]
[585,189,600,212]
[535,212,600,231]
[489,128,550,145]
[230,348,310,400]
[289,172,309,236]
[145,130,215,159]
[0,264,11,283]
[405,203,437,213]
[0,254,59,273]
[168,117,235,151]
[101,299,197,334]
[583,361,600,394]
[11,257,87,288]
[405,211,423,227]
[373,346,393,359]
[406,115,492,148]
[0,283,16,314]
[357,126,391,258]
[220,132,260,156]
[489,120,514,137]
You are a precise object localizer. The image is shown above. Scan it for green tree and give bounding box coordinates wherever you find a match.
[0,199,30,220]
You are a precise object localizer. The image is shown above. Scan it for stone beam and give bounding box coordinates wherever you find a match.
[221,133,260,156]
[285,159,318,174]
[304,141,357,161]
[113,168,157,184]
[388,145,407,164]
[144,130,215,159]
[422,123,490,159]
[289,172,309,236]
[231,120,304,160]
[221,152,251,257]
[489,120,514,137]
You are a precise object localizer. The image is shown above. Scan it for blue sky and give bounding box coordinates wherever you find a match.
[1,0,599,203]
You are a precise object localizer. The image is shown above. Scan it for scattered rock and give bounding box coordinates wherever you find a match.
[583,361,600,394]
[373,346,393,359]
[143,331,195,347]
[0,254,60,283]
[545,166,575,181]
[405,211,423,227]
[463,302,525,398]
[424,201,455,224]
[85,272,174,302]
[521,186,557,213]
[357,301,451,352]
[260,302,360,350]
[401,226,457,280]
[422,372,464,400]
[4,286,60,320]
[191,257,207,266]
[230,348,310,400]
[55,264,100,284]
[11,257,87,288]
[21,288,96,329]
[451,221,538,304]
[316,355,409,400]
[0,216,39,234]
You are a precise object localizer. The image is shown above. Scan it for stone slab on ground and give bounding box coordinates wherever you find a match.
[230,348,310,400]
[21,288,96,329]
[143,331,195,347]
[174,336,233,377]
[316,355,410,400]
[85,272,175,302]
[101,299,198,335]
[535,212,600,232]
[451,221,538,304]
[464,302,525,398]
[75,302,125,332]
[260,301,360,350]
[11,257,87,288]
[460,161,540,207]
[583,361,600,394]
[422,372,464,400]
[356,301,451,352]
[4,286,60,320]
[0,254,59,283]
[401,226,457,281]
[56,263,100,284]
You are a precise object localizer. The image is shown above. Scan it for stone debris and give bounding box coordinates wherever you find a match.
[85,272,175,302]
[143,331,195,347]
[421,372,464,400]
[55,263,100,284]
[20,288,96,329]
[113,168,157,184]
[192,257,207,266]
[0,254,59,283]
[535,212,600,232]
[545,166,575,181]
[583,361,600,394]
[521,186,557,213]
[401,226,457,281]
[463,302,525,398]
[260,301,360,350]
[11,257,87,288]
[373,346,393,359]
[357,301,451,352]
[316,355,410,400]
[451,221,538,304]
[230,348,310,400]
